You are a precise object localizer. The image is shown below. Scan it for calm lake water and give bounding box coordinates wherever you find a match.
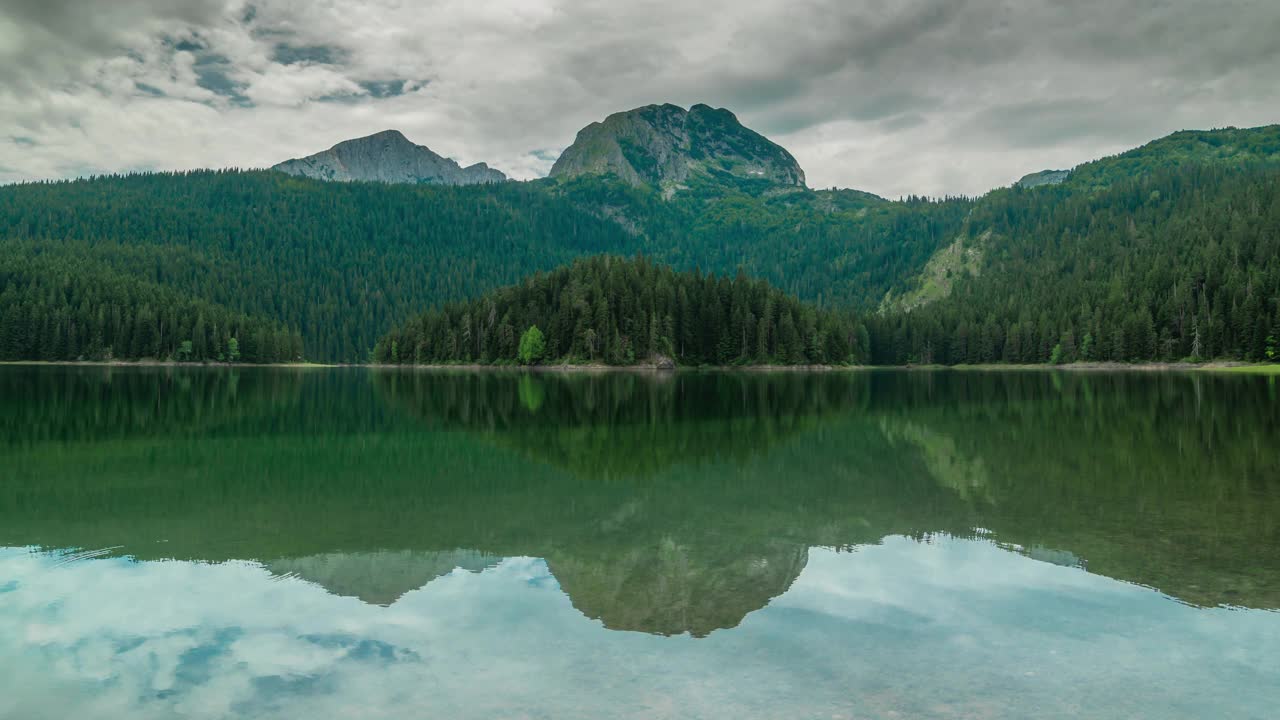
[2,366,1278,719]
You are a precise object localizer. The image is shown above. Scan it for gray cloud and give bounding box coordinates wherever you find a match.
[358,79,409,99]
[0,0,1277,197]
[0,0,227,89]
[190,52,253,105]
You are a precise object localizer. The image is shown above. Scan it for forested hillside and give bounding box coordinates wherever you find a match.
[554,174,973,308]
[1067,125,1280,190]
[373,256,869,366]
[0,169,966,362]
[1,122,1278,366]
[0,171,638,361]
[872,162,1280,364]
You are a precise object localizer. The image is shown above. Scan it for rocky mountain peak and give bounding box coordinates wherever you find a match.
[549,103,806,192]
[272,130,507,186]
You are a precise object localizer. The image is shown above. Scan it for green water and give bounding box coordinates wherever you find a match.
[1,366,1278,719]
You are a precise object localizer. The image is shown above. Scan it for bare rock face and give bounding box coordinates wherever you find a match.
[1016,169,1070,188]
[272,130,507,186]
[550,103,806,191]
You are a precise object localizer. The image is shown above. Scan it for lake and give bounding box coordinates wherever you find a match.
[1,366,1278,719]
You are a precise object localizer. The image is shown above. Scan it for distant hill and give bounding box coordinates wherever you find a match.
[272,130,507,185]
[1009,125,1280,193]
[550,103,805,194]
[1066,125,1280,189]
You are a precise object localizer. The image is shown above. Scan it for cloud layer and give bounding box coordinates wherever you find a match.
[1,0,1278,196]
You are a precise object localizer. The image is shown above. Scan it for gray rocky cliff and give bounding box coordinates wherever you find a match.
[272,130,507,185]
[550,103,806,192]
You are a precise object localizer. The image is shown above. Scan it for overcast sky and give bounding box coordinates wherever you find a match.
[1,0,1277,198]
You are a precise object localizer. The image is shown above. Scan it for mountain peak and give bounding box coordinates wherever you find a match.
[549,103,806,192]
[362,129,412,144]
[272,130,507,186]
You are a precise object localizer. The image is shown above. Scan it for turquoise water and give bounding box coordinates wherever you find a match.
[1,367,1278,719]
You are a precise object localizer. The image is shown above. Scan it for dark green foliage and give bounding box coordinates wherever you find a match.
[0,246,299,362]
[552,174,972,308]
[871,163,1280,365]
[373,256,869,366]
[0,171,641,362]
[1067,125,1280,190]
[0,170,947,362]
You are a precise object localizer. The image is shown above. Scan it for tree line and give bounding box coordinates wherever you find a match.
[0,171,641,361]
[373,255,870,366]
[0,248,301,363]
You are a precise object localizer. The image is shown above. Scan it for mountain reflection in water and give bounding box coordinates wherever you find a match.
[4,367,1280,719]
[3,367,1278,636]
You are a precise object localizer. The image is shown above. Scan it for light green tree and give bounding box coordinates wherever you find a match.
[518,325,546,365]
[227,337,241,363]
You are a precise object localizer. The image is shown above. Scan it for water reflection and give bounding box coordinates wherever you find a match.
[2,366,1279,717]
[3,539,1277,720]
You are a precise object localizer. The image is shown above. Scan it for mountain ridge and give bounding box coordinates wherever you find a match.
[272,129,507,186]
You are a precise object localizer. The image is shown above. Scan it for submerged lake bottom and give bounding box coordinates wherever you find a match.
[1,366,1278,719]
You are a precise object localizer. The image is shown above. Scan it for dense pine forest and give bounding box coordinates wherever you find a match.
[0,170,965,363]
[373,256,869,366]
[0,245,300,363]
[0,125,1278,366]
[0,171,640,362]
[553,174,974,308]
[871,163,1280,365]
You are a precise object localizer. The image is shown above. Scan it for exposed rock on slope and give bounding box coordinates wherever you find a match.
[881,230,989,314]
[272,130,507,185]
[1016,169,1070,188]
[550,103,806,191]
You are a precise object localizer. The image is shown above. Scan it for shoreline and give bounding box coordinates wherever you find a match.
[936,361,1280,374]
[370,362,859,373]
[0,360,340,369]
[2,360,1277,375]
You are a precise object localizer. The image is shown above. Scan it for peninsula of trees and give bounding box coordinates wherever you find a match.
[372,256,869,367]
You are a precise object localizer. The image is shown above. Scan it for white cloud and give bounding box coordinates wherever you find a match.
[0,0,1277,196]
